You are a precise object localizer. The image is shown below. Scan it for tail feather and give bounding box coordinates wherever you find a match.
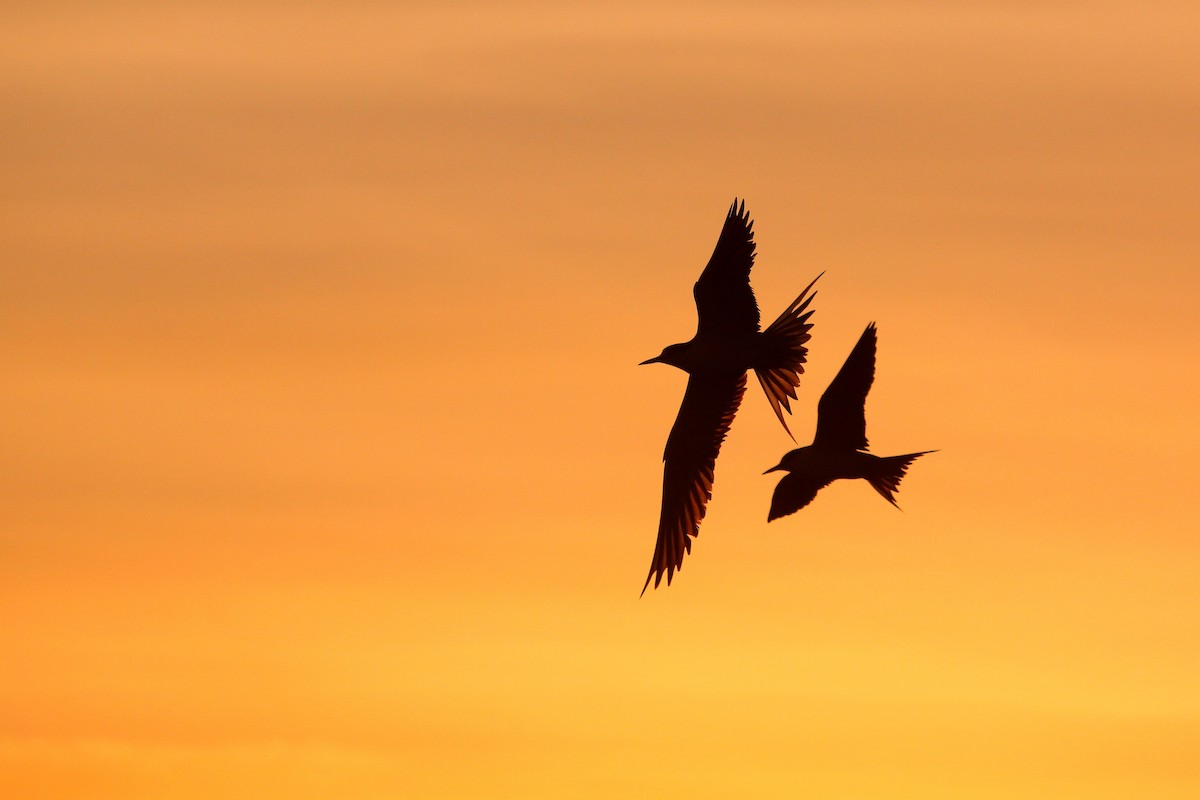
[754,272,822,439]
[867,450,935,508]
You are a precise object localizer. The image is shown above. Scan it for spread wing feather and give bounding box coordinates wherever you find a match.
[693,199,760,338]
[643,371,747,593]
[814,323,876,451]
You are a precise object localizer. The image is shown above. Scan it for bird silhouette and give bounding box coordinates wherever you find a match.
[639,200,821,592]
[764,323,933,520]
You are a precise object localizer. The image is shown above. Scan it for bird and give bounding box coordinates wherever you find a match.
[639,199,821,593]
[763,323,933,520]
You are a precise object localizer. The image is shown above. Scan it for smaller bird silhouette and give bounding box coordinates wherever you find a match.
[764,323,933,520]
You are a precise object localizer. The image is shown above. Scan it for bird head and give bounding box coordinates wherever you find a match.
[763,448,806,475]
[639,342,690,370]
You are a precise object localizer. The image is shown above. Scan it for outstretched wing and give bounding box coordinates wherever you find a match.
[814,323,876,451]
[643,371,747,593]
[693,199,760,338]
[767,472,833,521]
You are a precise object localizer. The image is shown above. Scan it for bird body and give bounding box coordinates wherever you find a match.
[769,443,880,482]
[765,323,932,520]
[646,331,802,376]
[640,200,821,592]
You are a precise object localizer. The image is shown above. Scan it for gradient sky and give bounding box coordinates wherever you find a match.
[3,3,1199,798]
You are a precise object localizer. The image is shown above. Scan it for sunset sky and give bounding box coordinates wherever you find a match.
[3,3,1199,798]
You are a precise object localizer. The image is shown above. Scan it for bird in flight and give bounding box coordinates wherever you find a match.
[764,323,933,520]
[639,200,821,593]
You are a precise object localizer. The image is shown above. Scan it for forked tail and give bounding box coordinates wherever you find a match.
[867,451,936,508]
[753,272,822,439]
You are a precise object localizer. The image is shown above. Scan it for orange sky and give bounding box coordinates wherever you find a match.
[3,3,1199,798]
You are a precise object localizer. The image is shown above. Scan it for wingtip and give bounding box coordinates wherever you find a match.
[640,565,669,596]
[796,271,823,303]
[775,406,797,442]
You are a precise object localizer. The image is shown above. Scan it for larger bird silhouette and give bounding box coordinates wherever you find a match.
[764,323,933,520]
[639,200,820,593]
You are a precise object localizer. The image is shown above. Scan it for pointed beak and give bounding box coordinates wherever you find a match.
[763,463,784,475]
[639,356,662,366]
